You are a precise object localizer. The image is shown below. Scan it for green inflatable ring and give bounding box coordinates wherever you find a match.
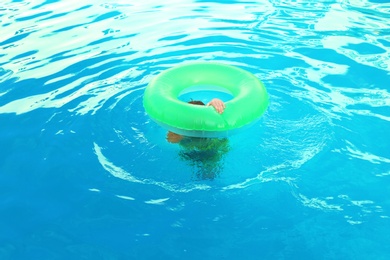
[143,62,269,137]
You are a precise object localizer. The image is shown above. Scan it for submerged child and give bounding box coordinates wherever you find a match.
[167,98,230,180]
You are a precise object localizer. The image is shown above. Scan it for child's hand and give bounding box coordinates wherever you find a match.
[207,98,225,114]
[167,131,183,143]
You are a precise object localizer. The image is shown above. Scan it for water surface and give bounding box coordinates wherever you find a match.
[1,0,390,259]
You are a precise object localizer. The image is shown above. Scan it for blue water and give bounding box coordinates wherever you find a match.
[1,0,390,259]
[179,86,234,104]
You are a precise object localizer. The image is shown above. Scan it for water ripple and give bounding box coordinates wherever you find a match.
[0,0,389,209]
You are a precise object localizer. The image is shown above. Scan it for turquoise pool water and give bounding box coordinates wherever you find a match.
[1,0,390,259]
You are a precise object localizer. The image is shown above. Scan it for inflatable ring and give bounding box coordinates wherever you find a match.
[143,62,269,137]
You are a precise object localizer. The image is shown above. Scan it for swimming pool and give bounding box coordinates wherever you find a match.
[1,0,389,258]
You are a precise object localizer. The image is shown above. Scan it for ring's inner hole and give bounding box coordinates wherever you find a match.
[178,85,234,104]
